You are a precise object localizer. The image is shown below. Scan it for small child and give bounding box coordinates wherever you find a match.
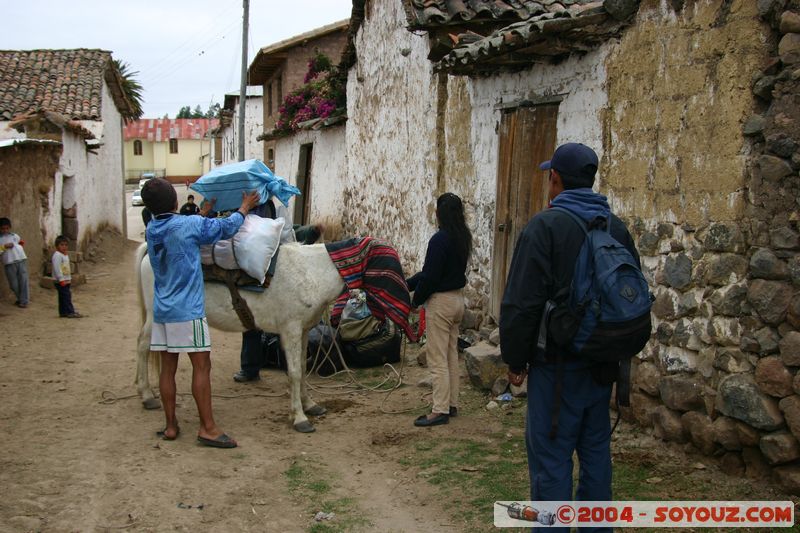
[52,235,81,318]
[0,217,30,308]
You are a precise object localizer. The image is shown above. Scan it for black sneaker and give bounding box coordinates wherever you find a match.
[233,371,260,383]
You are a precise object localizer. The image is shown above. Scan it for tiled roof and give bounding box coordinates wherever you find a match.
[0,49,133,121]
[408,0,640,74]
[439,3,627,73]
[123,118,218,142]
[402,0,600,29]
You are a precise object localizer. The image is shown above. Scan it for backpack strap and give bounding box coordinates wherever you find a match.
[551,206,611,235]
[617,359,631,407]
[550,206,589,236]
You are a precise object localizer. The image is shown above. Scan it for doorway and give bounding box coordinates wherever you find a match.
[294,143,313,225]
[61,174,79,246]
[489,104,558,319]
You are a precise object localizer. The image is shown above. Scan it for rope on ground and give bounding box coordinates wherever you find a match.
[303,310,431,414]
[96,520,139,530]
[99,389,286,404]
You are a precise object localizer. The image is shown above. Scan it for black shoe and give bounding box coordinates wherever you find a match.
[449,406,458,417]
[233,371,260,383]
[414,413,449,427]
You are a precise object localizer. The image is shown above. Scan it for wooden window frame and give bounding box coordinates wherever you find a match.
[169,138,178,154]
[133,139,142,156]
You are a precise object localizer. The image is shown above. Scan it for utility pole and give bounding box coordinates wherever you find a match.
[237,0,249,162]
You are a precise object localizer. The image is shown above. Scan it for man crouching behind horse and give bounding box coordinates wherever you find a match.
[141,178,260,448]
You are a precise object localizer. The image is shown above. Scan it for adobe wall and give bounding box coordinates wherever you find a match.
[0,143,61,301]
[262,30,350,131]
[604,0,766,224]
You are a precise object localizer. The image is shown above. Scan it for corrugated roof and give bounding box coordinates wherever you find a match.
[0,49,133,121]
[123,118,219,142]
[402,0,598,29]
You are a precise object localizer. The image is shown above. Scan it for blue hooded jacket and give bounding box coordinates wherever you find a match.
[146,212,244,323]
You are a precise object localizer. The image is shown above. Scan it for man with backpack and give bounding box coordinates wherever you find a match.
[500,143,650,524]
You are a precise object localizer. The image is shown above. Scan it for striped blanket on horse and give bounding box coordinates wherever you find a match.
[326,237,418,342]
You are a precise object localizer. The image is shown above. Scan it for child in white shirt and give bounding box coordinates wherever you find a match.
[52,235,81,318]
[0,217,29,308]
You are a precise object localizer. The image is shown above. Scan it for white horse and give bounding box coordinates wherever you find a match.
[134,241,346,432]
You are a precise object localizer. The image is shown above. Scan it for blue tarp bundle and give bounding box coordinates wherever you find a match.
[190,159,301,212]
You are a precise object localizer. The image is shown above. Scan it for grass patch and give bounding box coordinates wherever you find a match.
[284,456,373,533]
[401,390,800,532]
[410,434,529,531]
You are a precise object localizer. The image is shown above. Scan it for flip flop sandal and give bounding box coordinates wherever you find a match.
[197,433,237,448]
[156,426,180,440]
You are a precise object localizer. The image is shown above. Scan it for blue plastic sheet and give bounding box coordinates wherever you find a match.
[190,159,301,212]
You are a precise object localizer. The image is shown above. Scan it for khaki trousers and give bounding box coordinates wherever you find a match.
[425,289,465,415]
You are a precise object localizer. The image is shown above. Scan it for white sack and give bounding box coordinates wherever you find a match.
[200,215,284,283]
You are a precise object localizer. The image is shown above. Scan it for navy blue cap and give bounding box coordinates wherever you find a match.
[539,143,599,181]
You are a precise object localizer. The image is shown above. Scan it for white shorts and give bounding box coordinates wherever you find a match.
[150,318,211,353]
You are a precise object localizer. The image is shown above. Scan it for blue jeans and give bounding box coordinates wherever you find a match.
[526,361,613,533]
[54,282,75,316]
[5,259,29,305]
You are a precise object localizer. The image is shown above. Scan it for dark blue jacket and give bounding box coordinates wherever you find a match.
[499,189,639,372]
[406,229,467,307]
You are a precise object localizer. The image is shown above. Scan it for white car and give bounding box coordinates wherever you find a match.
[139,172,156,189]
[131,189,144,206]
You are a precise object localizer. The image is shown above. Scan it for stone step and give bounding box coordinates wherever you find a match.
[39,274,86,289]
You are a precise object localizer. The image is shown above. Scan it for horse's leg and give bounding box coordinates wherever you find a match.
[283,325,314,432]
[301,329,326,417]
[135,315,160,410]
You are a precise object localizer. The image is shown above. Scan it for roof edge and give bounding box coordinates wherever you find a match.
[248,19,350,85]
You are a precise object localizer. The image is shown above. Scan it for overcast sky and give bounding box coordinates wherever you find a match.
[2,0,353,118]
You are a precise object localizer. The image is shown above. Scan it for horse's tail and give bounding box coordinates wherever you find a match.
[134,242,161,383]
[135,242,148,325]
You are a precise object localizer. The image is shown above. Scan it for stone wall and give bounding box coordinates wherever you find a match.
[615,0,800,494]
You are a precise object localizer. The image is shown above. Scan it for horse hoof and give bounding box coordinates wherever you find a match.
[143,398,161,410]
[294,421,316,433]
[304,405,327,416]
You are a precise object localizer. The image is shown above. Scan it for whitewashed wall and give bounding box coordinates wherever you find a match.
[220,97,264,165]
[47,80,124,246]
[274,125,347,230]
[343,0,439,274]
[0,122,23,140]
[461,44,612,307]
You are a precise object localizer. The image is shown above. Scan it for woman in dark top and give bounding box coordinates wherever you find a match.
[407,192,472,427]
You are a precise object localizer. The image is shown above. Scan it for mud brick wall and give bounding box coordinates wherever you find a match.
[611,0,800,494]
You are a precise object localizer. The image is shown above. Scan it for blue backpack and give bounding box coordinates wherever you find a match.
[538,207,652,363]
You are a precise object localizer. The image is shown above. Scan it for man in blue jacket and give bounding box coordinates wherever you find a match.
[142,178,259,448]
[500,143,639,531]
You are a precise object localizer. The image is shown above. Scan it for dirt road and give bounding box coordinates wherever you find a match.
[0,231,461,532]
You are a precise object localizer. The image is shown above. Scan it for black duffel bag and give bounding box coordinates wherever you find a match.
[338,317,402,367]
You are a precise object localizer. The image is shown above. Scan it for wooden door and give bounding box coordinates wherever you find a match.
[294,143,313,225]
[489,104,558,320]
